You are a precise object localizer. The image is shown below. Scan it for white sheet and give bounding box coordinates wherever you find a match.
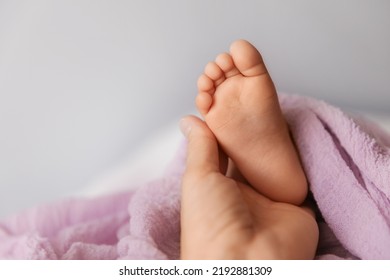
[80,120,184,196]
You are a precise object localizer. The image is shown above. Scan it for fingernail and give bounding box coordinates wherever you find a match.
[179,118,192,138]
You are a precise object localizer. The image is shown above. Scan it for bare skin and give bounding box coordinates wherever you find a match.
[196,40,307,205]
[180,116,319,259]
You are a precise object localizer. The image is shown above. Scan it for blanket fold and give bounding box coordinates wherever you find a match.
[1,94,389,259]
[279,95,390,259]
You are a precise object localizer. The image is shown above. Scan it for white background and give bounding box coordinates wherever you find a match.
[0,0,389,218]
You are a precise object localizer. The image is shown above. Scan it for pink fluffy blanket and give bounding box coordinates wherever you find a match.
[1,94,389,260]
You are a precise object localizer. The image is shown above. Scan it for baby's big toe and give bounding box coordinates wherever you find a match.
[229,40,268,77]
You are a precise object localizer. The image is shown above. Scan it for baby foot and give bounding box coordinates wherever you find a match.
[196,40,307,205]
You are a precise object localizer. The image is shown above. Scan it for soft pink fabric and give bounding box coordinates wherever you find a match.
[1,94,389,259]
[280,94,390,259]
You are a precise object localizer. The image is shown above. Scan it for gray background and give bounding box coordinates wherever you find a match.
[0,0,389,218]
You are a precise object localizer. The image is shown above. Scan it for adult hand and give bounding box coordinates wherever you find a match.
[180,115,319,259]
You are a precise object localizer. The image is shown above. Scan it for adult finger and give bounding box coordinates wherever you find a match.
[180,115,220,176]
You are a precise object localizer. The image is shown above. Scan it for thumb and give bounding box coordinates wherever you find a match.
[180,115,220,176]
